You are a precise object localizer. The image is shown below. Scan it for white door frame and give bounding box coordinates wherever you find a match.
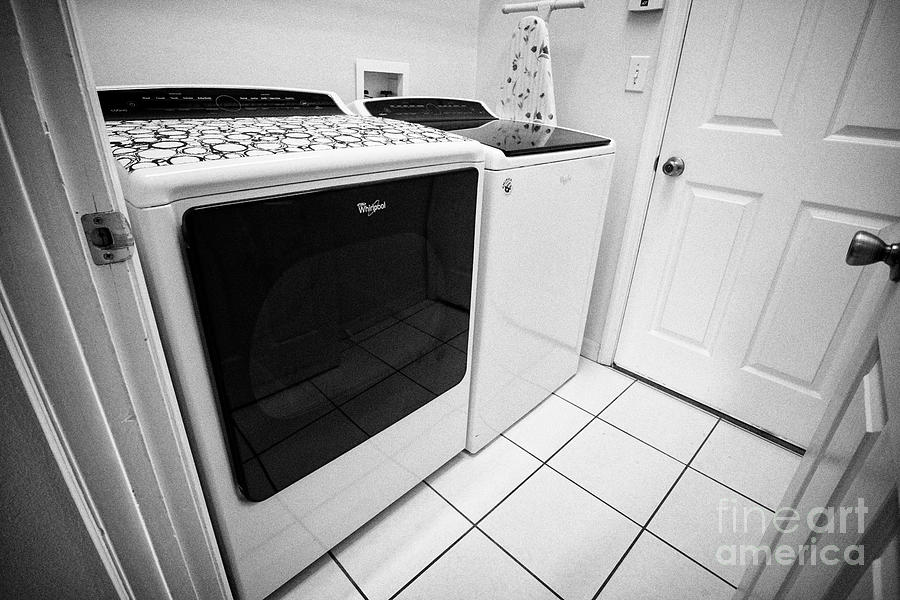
[598,0,693,365]
[1,1,230,597]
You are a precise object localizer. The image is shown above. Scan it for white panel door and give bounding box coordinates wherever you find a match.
[737,273,899,600]
[616,0,900,446]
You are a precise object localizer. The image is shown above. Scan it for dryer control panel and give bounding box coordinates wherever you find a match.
[98,87,346,120]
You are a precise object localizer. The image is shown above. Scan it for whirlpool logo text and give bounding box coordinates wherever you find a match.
[357,200,387,217]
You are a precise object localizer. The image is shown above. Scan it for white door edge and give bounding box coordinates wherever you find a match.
[735,278,900,599]
[598,0,693,365]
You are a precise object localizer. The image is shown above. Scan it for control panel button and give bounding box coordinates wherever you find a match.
[215,95,241,111]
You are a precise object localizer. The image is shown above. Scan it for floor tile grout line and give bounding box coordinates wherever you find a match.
[644,530,738,589]
[687,417,786,511]
[482,378,637,519]
[540,416,598,466]
[482,380,652,529]
[426,386,751,600]
[534,379,640,466]
[685,464,778,514]
[475,526,566,600]
[333,378,732,600]
[552,385,627,420]
[641,421,734,581]
[551,379,638,422]
[501,434,645,530]
[597,380,637,417]
[419,476,567,600]
[647,417,719,524]
[329,550,371,600]
[593,414,688,465]
[384,525,475,600]
[473,462,545,527]
[590,418,723,600]
[589,530,643,600]
[417,407,630,599]
[423,480,476,526]
[688,418,720,465]
[640,465,689,531]
[556,378,721,467]
[373,383,609,600]
[551,391,600,418]
[500,378,726,532]
[555,380,720,468]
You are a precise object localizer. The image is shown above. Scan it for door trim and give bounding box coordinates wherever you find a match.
[2,1,231,597]
[598,0,693,364]
[0,283,131,597]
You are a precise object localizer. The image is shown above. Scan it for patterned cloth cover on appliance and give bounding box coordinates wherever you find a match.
[496,16,556,126]
[104,115,465,171]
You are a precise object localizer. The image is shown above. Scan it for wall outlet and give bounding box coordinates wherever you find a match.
[626,55,650,92]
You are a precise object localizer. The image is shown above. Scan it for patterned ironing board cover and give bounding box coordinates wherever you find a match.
[105,115,467,171]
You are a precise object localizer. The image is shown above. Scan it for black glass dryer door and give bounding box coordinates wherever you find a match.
[183,168,478,501]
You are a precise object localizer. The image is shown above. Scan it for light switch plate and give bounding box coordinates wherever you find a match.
[626,55,650,92]
[628,0,664,11]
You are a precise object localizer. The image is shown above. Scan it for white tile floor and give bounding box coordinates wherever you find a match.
[273,357,803,600]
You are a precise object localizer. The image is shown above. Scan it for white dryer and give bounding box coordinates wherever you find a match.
[352,98,615,452]
[98,87,484,600]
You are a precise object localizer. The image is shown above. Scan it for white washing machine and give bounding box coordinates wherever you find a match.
[98,86,484,600]
[352,97,615,452]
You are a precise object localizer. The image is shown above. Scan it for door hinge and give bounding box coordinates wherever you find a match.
[81,211,134,265]
[653,155,660,171]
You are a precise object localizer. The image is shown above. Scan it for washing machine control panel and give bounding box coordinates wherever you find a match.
[363,97,496,124]
[98,87,346,120]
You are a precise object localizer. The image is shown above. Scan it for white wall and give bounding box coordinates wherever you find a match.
[476,1,666,359]
[73,0,479,103]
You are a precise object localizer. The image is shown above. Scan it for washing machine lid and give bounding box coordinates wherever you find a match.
[451,120,611,157]
[356,96,611,157]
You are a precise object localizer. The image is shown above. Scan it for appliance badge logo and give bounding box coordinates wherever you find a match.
[357,200,387,217]
[502,178,513,194]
